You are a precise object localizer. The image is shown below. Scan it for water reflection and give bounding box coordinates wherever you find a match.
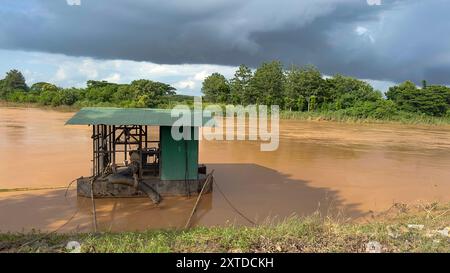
[0,163,362,232]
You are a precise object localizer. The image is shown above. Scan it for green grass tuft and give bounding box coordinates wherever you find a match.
[1,203,448,253]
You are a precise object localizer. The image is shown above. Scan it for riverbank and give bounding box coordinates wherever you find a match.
[2,100,450,126]
[0,101,79,112]
[0,202,448,253]
[280,110,450,126]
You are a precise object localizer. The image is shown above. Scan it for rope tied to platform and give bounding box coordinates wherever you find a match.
[213,179,257,226]
[184,170,257,229]
[184,170,214,229]
[90,175,99,233]
[16,177,87,251]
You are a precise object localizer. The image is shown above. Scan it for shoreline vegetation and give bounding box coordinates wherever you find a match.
[1,61,450,126]
[0,202,448,253]
[279,110,450,126]
[2,100,450,127]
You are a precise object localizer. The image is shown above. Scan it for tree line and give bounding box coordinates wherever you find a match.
[0,69,182,108]
[1,64,450,120]
[202,61,450,118]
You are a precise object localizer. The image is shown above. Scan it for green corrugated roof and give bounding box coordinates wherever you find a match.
[65,107,213,126]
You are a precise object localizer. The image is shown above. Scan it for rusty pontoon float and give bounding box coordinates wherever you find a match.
[66,107,212,204]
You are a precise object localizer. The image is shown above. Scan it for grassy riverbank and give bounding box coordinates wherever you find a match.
[1,202,448,253]
[280,110,450,125]
[3,100,450,126]
[0,101,79,112]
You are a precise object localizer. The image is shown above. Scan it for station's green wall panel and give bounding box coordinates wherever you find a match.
[160,126,198,181]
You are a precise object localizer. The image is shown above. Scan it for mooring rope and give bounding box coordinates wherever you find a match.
[64,177,80,199]
[0,186,70,193]
[184,170,214,229]
[213,179,257,226]
[15,170,257,251]
[16,178,87,251]
[184,170,257,228]
[90,175,99,233]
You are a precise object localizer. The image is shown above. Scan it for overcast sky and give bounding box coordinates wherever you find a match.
[0,0,448,95]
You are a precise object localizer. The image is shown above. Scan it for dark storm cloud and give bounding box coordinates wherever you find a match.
[1,0,449,84]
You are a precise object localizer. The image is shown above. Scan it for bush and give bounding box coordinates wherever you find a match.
[371,99,398,119]
[308,96,317,111]
[38,90,58,105]
[5,90,27,103]
[387,82,450,117]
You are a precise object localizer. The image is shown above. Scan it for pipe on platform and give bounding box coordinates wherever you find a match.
[138,182,162,204]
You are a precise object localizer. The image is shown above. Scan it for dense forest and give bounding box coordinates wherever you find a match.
[0,69,189,109]
[1,61,450,122]
[202,61,450,119]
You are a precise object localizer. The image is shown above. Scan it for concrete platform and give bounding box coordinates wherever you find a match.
[77,173,211,198]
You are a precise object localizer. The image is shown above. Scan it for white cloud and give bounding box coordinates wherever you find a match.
[53,67,67,82]
[193,71,211,81]
[0,49,236,95]
[364,78,396,93]
[103,73,121,83]
[66,0,81,6]
[366,0,381,6]
[355,26,375,43]
[355,26,368,36]
[174,80,196,90]
[0,48,399,96]
[79,59,99,78]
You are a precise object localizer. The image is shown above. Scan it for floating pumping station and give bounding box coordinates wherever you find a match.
[66,107,213,205]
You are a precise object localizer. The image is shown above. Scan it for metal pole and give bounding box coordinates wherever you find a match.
[96,125,100,175]
[124,126,128,163]
[92,125,96,176]
[107,125,110,164]
[145,125,148,149]
[112,125,116,165]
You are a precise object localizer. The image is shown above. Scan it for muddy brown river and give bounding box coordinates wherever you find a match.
[1,107,450,232]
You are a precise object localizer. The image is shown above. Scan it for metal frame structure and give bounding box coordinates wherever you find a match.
[68,108,211,199]
[91,125,160,177]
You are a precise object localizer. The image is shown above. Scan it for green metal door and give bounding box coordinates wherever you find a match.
[160,126,198,181]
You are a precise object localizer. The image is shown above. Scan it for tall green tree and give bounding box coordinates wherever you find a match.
[249,61,284,106]
[129,79,176,107]
[112,85,134,104]
[0,69,28,98]
[420,85,450,116]
[297,66,325,97]
[385,81,416,103]
[284,65,304,110]
[230,65,252,105]
[85,81,118,103]
[422,80,427,89]
[201,73,230,103]
[386,81,450,116]
[30,82,58,92]
[284,65,326,111]
[326,74,381,109]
